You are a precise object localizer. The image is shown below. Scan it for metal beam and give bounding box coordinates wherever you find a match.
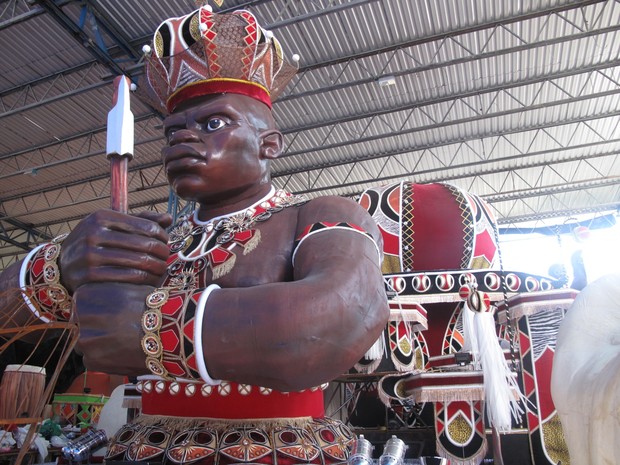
[2,175,618,232]
[4,55,620,180]
[267,0,380,30]
[0,214,53,251]
[36,0,126,76]
[0,196,170,232]
[0,112,158,165]
[0,0,73,31]
[495,201,620,225]
[0,79,109,120]
[0,132,163,184]
[277,145,620,196]
[86,0,140,60]
[4,143,618,222]
[276,106,620,177]
[0,61,101,99]
[2,186,165,222]
[280,22,620,103]
[280,80,620,143]
[483,177,620,202]
[2,0,609,117]
[295,0,605,73]
[2,85,620,205]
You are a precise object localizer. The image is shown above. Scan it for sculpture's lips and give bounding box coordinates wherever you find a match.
[163,144,207,174]
[165,156,206,173]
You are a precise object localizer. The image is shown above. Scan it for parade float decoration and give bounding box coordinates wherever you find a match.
[340,180,576,465]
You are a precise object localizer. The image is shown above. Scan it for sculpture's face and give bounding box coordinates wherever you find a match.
[161,93,277,204]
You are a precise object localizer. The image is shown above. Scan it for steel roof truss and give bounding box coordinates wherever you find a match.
[280,145,620,200]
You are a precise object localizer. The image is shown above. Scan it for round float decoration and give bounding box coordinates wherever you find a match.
[359,181,499,273]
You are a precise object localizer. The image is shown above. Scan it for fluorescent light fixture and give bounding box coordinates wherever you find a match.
[377,75,396,87]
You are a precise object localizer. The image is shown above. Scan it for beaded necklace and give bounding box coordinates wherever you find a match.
[165,188,307,286]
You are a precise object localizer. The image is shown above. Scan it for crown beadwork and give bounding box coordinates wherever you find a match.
[139,7,298,114]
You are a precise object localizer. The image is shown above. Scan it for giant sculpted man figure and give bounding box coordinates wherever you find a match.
[0,7,388,465]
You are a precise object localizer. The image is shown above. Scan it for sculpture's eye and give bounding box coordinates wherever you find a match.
[206,117,227,131]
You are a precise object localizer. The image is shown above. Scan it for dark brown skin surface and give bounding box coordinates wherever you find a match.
[2,93,389,391]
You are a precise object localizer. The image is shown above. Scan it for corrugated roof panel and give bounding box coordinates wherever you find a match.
[1,63,109,119]
[277,1,614,106]
[492,184,617,220]
[1,101,100,155]
[283,127,328,155]
[3,0,620,265]
[1,137,164,201]
[1,91,159,173]
[20,103,101,144]
[97,0,197,41]
[4,165,169,225]
[0,15,93,91]
[0,0,37,19]
[585,115,620,141]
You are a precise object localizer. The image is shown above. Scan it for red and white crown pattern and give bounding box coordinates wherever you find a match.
[140,6,298,113]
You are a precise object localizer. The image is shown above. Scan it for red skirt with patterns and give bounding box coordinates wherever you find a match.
[105,379,354,465]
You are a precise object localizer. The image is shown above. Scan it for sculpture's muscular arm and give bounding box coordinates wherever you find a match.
[202,196,389,391]
[66,210,171,373]
[0,210,170,344]
[71,197,389,391]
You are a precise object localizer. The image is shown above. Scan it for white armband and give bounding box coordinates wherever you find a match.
[292,221,381,267]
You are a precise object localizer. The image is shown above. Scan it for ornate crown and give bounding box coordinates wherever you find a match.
[139,6,298,114]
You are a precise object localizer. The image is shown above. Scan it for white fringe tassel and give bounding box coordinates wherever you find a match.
[364,333,385,360]
[462,303,524,432]
[436,440,487,465]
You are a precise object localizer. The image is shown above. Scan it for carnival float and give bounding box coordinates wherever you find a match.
[0,180,593,465]
[334,180,579,465]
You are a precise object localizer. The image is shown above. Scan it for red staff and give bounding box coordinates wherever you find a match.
[106,76,134,213]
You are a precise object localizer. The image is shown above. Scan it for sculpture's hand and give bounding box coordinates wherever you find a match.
[59,209,172,293]
[74,282,153,375]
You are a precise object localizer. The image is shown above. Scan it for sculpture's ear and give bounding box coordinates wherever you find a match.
[259,129,283,160]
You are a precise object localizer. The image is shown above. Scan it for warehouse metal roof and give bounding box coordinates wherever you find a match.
[1,0,619,270]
